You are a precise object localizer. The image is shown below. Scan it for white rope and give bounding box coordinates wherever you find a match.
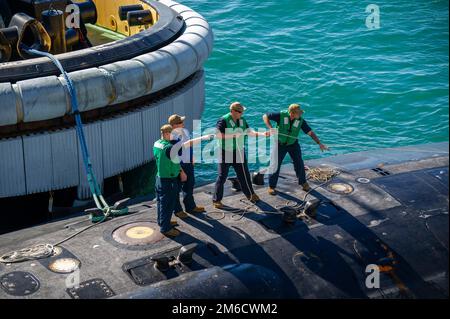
[307,166,340,183]
[0,244,54,264]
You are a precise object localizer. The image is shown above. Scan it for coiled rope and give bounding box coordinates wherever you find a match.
[307,166,340,183]
[0,244,54,264]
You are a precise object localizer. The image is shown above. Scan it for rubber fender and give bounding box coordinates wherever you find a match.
[173,3,214,53]
[0,0,212,125]
[62,68,115,112]
[159,0,179,8]
[170,4,195,15]
[100,60,152,103]
[8,13,51,59]
[175,33,209,70]
[133,50,178,93]
[0,1,184,83]
[183,16,210,29]
[183,18,213,53]
[184,24,214,53]
[115,263,285,299]
[160,41,198,83]
[16,76,67,123]
[177,9,199,21]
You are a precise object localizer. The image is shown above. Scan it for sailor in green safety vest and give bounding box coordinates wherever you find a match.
[213,102,270,208]
[263,104,329,195]
[153,124,184,237]
[153,124,212,237]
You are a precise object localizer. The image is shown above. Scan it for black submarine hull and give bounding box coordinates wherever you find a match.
[0,142,448,299]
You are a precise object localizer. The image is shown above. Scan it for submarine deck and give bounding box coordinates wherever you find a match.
[0,142,448,299]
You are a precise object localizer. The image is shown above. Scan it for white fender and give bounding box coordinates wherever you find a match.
[0,0,213,124]
[175,33,210,70]
[184,18,214,52]
[17,76,67,122]
[160,41,198,83]
[63,68,115,112]
[133,50,178,93]
[100,60,152,103]
[171,4,194,14]
[158,0,179,8]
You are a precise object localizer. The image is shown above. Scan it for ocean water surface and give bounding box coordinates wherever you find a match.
[180,0,449,183]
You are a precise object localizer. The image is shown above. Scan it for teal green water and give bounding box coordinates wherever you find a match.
[182,0,449,183]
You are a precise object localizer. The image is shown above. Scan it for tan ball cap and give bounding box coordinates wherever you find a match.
[168,114,186,125]
[230,102,246,112]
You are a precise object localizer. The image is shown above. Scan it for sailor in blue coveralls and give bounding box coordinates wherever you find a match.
[263,103,328,195]
[169,114,206,217]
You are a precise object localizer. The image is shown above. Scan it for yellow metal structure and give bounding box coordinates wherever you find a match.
[86,0,158,36]
[125,226,155,239]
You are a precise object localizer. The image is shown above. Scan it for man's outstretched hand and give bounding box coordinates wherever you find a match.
[319,143,329,152]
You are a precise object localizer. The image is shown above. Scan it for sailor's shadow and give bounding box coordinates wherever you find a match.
[306,189,444,298]
[178,187,445,298]
[289,233,367,297]
[238,197,368,297]
[181,212,300,297]
[215,205,242,212]
[214,199,278,215]
[275,191,304,205]
[252,200,279,213]
[182,197,367,297]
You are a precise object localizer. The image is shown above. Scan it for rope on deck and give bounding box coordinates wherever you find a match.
[204,167,340,222]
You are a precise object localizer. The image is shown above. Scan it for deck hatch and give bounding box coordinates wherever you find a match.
[122,242,233,286]
[0,271,40,296]
[66,278,115,299]
[122,246,202,286]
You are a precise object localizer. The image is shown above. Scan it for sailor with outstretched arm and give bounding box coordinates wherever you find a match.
[153,124,212,237]
[263,103,328,195]
[212,102,270,208]
[169,114,207,218]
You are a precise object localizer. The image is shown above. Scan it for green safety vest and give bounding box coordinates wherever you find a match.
[277,110,304,145]
[219,113,249,151]
[153,139,181,178]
